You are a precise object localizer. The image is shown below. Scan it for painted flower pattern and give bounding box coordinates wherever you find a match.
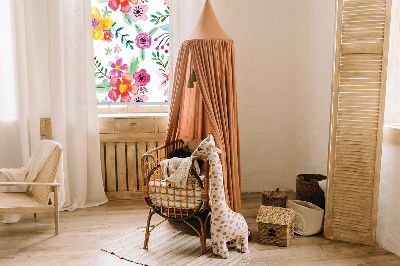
[101,30,114,42]
[109,57,128,77]
[105,47,112,55]
[134,69,150,86]
[108,73,139,102]
[156,67,168,91]
[108,0,138,13]
[114,44,122,53]
[131,94,148,102]
[102,6,112,17]
[92,7,113,40]
[93,0,169,103]
[135,32,151,49]
[130,2,148,22]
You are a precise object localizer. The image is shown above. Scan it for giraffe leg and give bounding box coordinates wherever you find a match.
[217,241,229,259]
[238,235,249,253]
[227,239,237,249]
[212,241,218,255]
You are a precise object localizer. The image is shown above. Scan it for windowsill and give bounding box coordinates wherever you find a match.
[98,113,168,117]
[97,104,168,116]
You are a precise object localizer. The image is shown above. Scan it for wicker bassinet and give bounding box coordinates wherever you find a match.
[141,140,210,254]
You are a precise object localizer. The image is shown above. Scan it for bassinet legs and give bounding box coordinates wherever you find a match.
[144,209,155,249]
[143,208,210,255]
[192,213,210,255]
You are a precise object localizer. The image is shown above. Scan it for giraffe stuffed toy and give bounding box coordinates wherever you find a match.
[192,133,248,258]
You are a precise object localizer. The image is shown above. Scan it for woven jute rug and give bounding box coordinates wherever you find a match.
[102,226,250,265]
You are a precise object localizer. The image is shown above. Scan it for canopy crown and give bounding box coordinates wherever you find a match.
[188,0,231,40]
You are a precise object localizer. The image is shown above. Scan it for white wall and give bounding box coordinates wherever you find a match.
[211,0,335,192]
[377,142,400,256]
[294,1,335,178]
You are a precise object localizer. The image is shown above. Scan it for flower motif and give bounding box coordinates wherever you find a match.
[135,32,152,49]
[109,57,128,77]
[131,94,148,102]
[114,44,122,53]
[108,0,138,13]
[92,7,113,40]
[105,47,112,55]
[101,6,112,17]
[133,69,150,86]
[108,73,139,102]
[163,0,169,7]
[156,67,169,91]
[101,30,114,42]
[129,2,148,22]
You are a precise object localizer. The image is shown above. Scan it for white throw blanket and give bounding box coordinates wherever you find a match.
[0,140,65,223]
[159,157,199,188]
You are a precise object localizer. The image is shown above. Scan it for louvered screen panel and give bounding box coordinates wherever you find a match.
[325,0,392,245]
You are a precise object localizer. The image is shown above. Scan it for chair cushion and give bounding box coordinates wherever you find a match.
[0,192,42,207]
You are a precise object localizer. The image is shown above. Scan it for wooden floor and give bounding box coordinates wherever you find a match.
[1,193,399,266]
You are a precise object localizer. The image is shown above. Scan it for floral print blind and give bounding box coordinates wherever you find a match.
[92,0,169,103]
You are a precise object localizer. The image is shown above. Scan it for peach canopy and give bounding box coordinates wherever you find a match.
[166,0,242,212]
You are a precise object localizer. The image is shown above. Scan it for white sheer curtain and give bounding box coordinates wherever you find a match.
[0,0,24,169]
[170,0,204,88]
[0,0,107,211]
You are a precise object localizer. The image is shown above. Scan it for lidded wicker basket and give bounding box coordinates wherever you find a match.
[256,205,296,247]
[296,174,326,210]
[262,188,287,208]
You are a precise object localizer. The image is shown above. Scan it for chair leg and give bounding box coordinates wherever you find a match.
[54,186,59,235]
[34,213,37,218]
[194,213,209,255]
[199,217,206,255]
[144,209,155,249]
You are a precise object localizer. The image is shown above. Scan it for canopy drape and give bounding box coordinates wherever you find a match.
[166,39,241,212]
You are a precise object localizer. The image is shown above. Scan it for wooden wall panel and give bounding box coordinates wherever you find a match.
[99,115,167,200]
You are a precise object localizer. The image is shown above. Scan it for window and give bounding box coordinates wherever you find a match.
[92,0,169,104]
[384,1,400,124]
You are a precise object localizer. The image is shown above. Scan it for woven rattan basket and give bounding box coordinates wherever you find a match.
[262,188,287,208]
[296,174,326,210]
[256,205,296,247]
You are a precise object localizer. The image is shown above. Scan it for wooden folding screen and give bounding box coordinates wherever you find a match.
[325,0,392,245]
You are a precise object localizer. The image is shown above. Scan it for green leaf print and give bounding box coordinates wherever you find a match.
[148,27,159,36]
[122,12,132,26]
[96,79,112,93]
